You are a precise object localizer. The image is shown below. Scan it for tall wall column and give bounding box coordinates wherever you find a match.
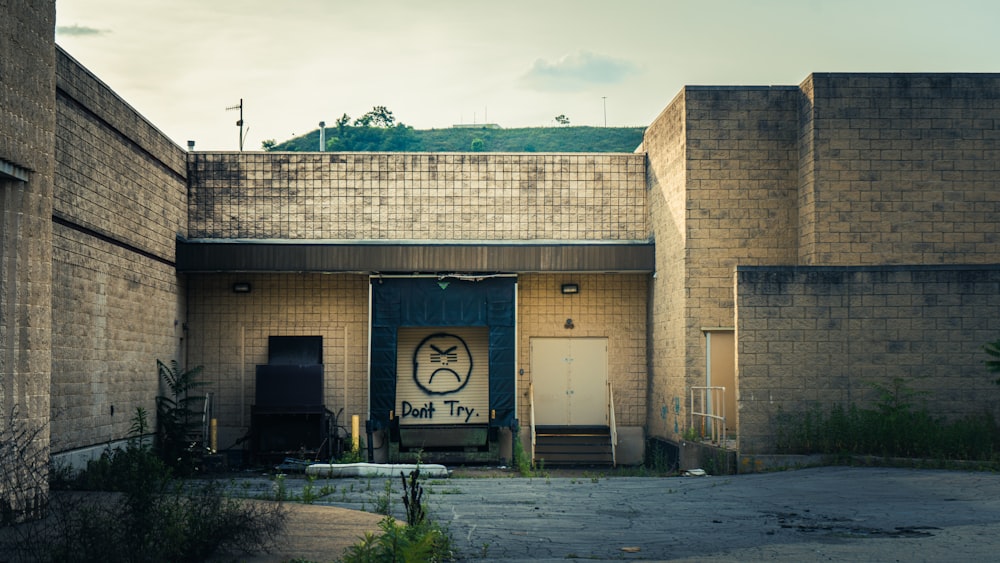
[0,0,57,521]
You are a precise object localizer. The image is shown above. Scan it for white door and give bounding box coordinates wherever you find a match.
[530,337,608,426]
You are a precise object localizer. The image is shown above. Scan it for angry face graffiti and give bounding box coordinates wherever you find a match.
[412,332,473,395]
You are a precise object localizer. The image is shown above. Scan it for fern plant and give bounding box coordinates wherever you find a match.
[985,340,1000,385]
[156,359,206,474]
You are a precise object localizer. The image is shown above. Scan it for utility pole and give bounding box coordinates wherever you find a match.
[602,96,607,127]
[227,99,245,151]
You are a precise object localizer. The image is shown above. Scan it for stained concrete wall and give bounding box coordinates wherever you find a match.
[644,74,1000,451]
[736,265,1000,454]
[187,152,647,241]
[799,74,1000,266]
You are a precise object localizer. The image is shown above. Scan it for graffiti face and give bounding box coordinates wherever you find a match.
[413,333,472,395]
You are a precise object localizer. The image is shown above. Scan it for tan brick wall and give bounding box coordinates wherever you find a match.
[185,274,370,450]
[681,87,800,439]
[798,78,819,261]
[644,87,800,442]
[1,2,56,428]
[736,265,1000,454]
[55,49,188,261]
[646,76,1000,450]
[799,74,1000,265]
[50,227,183,451]
[185,272,647,453]
[1,0,56,518]
[516,274,649,430]
[187,153,646,241]
[50,52,187,454]
[644,92,688,440]
[0,3,56,174]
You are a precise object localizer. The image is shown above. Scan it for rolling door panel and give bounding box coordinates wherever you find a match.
[396,327,490,426]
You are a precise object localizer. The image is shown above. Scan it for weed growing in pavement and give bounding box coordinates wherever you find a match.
[401,469,425,525]
[512,428,534,476]
[373,478,394,515]
[341,516,452,563]
[300,474,317,504]
[341,468,453,562]
[272,473,288,501]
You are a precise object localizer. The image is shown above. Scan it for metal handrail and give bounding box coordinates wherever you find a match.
[689,386,726,444]
[608,380,618,467]
[528,382,537,464]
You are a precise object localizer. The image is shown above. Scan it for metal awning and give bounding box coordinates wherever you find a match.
[176,239,654,273]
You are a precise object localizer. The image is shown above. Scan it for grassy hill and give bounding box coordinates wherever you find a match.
[268,126,645,153]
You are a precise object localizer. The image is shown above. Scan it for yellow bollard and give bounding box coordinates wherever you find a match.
[351,414,360,451]
[210,418,217,453]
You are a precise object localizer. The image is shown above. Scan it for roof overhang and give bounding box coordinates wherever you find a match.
[176,239,655,274]
[0,158,30,182]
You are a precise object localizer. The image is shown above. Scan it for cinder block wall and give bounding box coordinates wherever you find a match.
[644,92,688,440]
[0,0,56,512]
[736,265,1000,454]
[187,153,646,241]
[185,274,370,451]
[799,74,1000,265]
[50,50,188,455]
[644,87,800,442]
[516,274,649,459]
[646,75,1000,454]
[185,273,650,457]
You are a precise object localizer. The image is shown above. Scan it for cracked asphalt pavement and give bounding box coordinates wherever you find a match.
[273,466,1000,561]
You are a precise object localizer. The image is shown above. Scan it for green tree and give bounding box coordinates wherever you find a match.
[470,138,485,152]
[260,139,277,151]
[555,114,570,125]
[382,123,417,150]
[355,105,396,128]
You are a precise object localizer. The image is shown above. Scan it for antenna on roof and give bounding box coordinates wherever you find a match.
[226,99,245,151]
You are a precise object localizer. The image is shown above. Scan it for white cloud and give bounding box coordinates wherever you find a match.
[56,24,107,37]
[520,51,640,92]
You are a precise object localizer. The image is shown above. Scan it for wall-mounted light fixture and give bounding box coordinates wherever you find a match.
[564,318,575,329]
[232,282,252,293]
[561,283,579,295]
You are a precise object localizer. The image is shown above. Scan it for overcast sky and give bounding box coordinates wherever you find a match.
[55,0,1000,151]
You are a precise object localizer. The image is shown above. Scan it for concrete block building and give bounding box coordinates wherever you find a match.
[3,1,1000,493]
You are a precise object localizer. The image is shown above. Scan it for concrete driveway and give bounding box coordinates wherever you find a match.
[260,465,1000,561]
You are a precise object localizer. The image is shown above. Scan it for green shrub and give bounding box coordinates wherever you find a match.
[342,468,452,562]
[775,378,1000,461]
[341,517,452,563]
[0,405,49,527]
[13,409,286,562]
